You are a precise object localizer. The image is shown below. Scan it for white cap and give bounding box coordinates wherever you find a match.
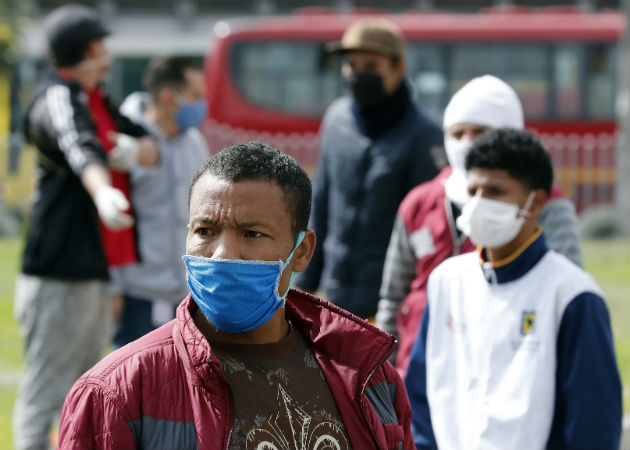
[442,75,524,131]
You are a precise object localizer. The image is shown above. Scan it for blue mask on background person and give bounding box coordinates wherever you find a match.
[182,231,306,333]
[175,99,208,130]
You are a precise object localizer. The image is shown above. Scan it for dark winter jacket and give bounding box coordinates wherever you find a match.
[298,87,443,318]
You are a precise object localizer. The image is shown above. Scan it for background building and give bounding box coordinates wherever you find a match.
[1,0,627,236]
[10,0,625,100]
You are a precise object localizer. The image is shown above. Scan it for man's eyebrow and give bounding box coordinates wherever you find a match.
[486,183,508,191]
[190,215,219,225]
[190,216,274,230]
[234,219,273,230]
[468,181,506,191]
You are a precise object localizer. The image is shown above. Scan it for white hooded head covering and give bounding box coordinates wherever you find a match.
[443,75,524,132]
[442,75,524,207]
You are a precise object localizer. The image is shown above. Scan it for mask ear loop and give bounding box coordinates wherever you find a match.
[465,189,482,205]
[279,231,306,299]
[518,191,536,219]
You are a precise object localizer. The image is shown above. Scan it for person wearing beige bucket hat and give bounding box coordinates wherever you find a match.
[297,17,443,320]
[326,17,405,59]
[326,18,406,110]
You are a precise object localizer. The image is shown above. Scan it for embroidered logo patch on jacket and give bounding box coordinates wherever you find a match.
[521,311,536,336]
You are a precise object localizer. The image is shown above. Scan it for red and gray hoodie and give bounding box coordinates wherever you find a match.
[59,290,416,450]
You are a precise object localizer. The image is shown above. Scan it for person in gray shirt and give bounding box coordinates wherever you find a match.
[112,56,209,346]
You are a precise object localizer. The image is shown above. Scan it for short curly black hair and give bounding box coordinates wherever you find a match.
[189,142,311,238]
[465,128,553,195]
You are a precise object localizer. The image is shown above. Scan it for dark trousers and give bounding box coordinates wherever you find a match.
[113,294,175,348]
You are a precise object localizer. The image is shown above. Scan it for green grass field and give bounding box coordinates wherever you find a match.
[582,238,630,418]
[0,238,22,449]
[0,237,628,449]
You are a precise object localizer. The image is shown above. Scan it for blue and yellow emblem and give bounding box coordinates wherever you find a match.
[521,311,536,335]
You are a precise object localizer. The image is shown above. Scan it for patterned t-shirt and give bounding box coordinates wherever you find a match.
[213,323,351,450]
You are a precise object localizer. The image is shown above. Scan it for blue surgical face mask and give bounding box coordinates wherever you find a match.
[175,99,208,131]
[182,231,305,333]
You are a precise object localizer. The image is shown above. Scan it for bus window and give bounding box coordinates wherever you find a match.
[554,43,582,118]
[586,43,617,119]
[230,41,343,117]
[108,55,204,102]
[450,43,549,118]
[109,57,150,101]
[406,44,446,121]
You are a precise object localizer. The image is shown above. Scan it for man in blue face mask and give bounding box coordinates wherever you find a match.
[59,142,416,450]
[110,56,210,347]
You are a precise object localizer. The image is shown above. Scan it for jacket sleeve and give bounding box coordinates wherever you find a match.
[108,94,149,138]
[296,138,328,292]
[546,292,622,449]
[372,359,418,450]
[377,214,416,336]
[40,84,108,176]
[538,197,583,267]
[108,266,125,296]
[405,304,438,450]
[59,380,137,450]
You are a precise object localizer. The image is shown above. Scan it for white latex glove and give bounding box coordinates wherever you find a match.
[108,133,140,171]
[94,185,134,230]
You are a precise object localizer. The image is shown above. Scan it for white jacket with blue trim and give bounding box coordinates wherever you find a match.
[405,229,622,450]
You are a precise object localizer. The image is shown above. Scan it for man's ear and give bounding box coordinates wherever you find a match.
[82,40,99,60]
[530,188,548,218]
[291,229,316,272]
[397,57,407,76]
[393,57,406,85]
[158,87,176,108]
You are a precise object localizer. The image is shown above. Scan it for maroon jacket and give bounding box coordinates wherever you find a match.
[59,291,415,450]
[393,168,475,376]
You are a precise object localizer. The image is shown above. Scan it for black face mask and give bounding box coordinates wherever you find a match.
[345,72,388,109]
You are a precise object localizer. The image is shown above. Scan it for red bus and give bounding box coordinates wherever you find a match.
[203,7,626,212]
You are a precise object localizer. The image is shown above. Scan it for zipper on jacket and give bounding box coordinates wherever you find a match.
[207,357,236,447]
[360,338,395,450]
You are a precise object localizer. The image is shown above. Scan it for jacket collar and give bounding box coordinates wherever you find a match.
[477,227,548,284]
[173,292,395,385]
[285,289,395,371]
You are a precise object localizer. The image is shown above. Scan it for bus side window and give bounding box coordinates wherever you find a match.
[406,43,446,123]
[232,41,343,117]
[586,43,617,119]
[554,43,583,118]
[317,44,344,108]
[449,43,548,119]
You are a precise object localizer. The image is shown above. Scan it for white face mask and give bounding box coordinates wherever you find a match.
[456,191,535,249]
[444,136,473,173]
[444,137,474,207]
